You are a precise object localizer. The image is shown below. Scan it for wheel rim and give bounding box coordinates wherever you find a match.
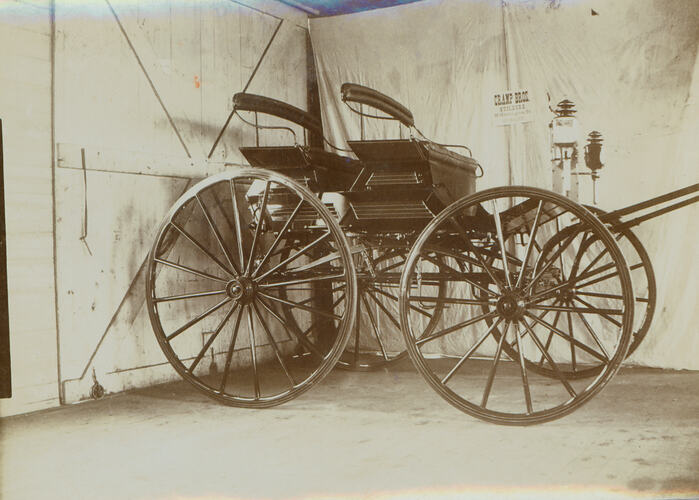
[399,186,634,425]
[146,169,357,407]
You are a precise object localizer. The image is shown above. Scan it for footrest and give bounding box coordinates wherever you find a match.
[350,200,433,220]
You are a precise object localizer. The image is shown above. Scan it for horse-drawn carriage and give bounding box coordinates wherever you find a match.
[145,83,697,425]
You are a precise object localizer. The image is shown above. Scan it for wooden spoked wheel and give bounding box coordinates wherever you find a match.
[146,169,357,407]
[399,187,635,425]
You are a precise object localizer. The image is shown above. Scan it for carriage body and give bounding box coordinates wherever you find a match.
[145,81,696,425]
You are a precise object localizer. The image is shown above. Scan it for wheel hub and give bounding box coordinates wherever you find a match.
[226,277,256,303]
[496,291,526,320]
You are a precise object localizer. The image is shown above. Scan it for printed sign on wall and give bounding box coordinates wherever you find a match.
[492,89,533,126]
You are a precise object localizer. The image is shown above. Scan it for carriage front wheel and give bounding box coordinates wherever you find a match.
[146,169,357,407]
[399,186,635,425]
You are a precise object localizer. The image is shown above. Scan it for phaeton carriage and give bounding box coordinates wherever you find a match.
[145,83,698,425]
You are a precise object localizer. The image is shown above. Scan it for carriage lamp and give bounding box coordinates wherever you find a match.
[583,130,605,204]
[550,99,580,201]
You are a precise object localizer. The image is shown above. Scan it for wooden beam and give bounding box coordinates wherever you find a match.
[56,143,245,180]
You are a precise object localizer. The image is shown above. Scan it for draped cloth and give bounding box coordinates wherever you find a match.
[309,0,699,369]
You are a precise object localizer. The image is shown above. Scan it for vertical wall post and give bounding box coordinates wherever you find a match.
[0,119,11,398]
[306,31,323,147]
[305,30,334,346]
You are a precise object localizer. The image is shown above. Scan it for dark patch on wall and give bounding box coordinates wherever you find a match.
[306,32,323,148]
[0,119,10,398]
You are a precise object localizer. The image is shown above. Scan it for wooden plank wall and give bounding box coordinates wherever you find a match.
[53,0,308,404]
[55,0,306,402]
[1,0,309,415]
[0,0,58,416]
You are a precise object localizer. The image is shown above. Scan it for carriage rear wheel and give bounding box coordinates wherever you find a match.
[399,187,635,425]
[146,169,357,407]
[478,205,657,380]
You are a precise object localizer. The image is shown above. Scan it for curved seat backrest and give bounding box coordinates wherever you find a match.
[340,83,415,128]
[233,93,323,138]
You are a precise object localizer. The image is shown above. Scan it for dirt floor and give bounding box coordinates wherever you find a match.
[1,361,698,500]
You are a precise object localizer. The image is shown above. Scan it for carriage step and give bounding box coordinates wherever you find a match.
[350,200,433,220]
[268,203,338,222]
[366,171,420,187]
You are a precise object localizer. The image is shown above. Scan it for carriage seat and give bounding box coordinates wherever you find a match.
[339,83,480,206]
[340,83,415,128]
[233,93,361,191]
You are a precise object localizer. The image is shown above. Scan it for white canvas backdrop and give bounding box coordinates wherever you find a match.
[310,0,699,369]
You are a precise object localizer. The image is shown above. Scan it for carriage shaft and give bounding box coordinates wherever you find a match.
[599,183,698,230]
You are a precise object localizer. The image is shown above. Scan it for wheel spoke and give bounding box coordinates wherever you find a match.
[256,296,324,360]
[291,284,346,307]
[366,290,400,329]
[416,310,498,346]
[408,295,494,306]
[189,302,240,373]
[255,232,331,282]
[246,181,271,275]
[578,245,610,279]
[538,308,562,368]
[448,217,505,291]
[196,194,240,276]
[491,200,512,288]
[299,293,347,338]
[516,200,543,288]
[246,306,261,399]
[571,296,623,327]
[252,301,296,387]
[575,261,616,283]
[361,294,389,361]
[528,303,624,316]
[481,320,510,408]
[576,259,645,290]
[370,286,434,319]
[166,297,231,341]
[229,179,246,272]
[524,227,580,293]
[442,316,504,385]
[574,290,627,301]
[524,311,608,362]
[258,273,346,289]
[170,222,235,277]
[575,270,619,290]
[529,261,623,303]
[252,199,304,278]
[154,258,229,284]
[211,187,237,241]
[570,301,612,360]
[513,322,533,414]
[219,304,245,392]
[520,319,577,397]
[259,291,343,320]
[154,289,227,303]
[379,255,406,273]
